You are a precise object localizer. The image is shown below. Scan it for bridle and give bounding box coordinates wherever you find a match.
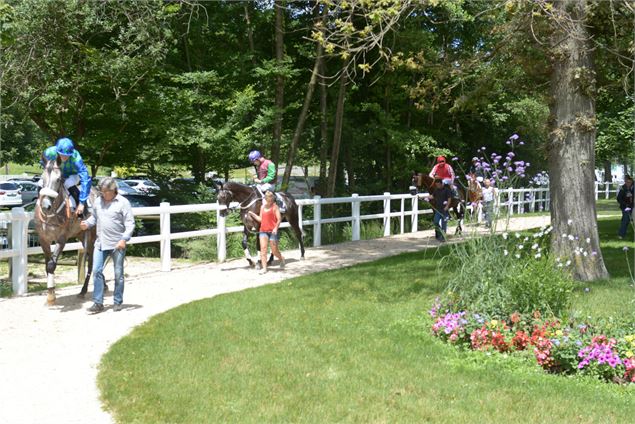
[38,162,71,223]
[219,187,261,211]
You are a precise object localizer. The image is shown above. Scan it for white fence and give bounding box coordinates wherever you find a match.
[1,187,553,296]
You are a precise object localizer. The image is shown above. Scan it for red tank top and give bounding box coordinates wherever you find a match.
[260,205,279,232]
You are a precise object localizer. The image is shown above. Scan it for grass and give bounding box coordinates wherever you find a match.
[99,216,635,423]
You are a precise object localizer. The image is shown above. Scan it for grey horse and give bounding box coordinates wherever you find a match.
[35,157,98,305]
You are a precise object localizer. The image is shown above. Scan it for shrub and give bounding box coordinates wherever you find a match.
[441,227,574,318]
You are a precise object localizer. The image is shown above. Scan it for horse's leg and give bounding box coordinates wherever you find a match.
[454,202,464,235]
[46,238,66,305]
[287,210,305,259]
[40,240,55,305]
[242,228,257,268]
[78,229,95,297]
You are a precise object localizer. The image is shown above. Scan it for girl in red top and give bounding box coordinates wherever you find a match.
[248,191,285,274]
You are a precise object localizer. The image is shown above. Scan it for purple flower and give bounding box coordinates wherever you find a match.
[506,140,511,145]
[510,134,519,140]
[624,246,629,252]
[452,157,458,161]
[519,141,525,145]
[625,207,632,212]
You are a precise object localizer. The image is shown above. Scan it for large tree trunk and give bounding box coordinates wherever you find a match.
[548,0,608,281]
[282,6,327,189]
[326,62,350,198]
[271,0,285,165]
[243,3,257,65]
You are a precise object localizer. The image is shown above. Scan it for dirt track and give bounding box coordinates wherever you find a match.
[0,216,550,424]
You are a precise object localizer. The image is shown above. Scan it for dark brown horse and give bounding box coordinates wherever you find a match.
[216,181,305,269]
[35,157,97,305]
[411,172,466,234]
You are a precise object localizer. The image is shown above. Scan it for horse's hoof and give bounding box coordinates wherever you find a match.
[47,289,56,306]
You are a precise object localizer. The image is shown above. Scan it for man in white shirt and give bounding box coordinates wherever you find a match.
[481,178,498,228]
[80,177,135,313]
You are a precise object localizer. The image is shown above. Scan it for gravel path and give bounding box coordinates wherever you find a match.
[0,216,549,424]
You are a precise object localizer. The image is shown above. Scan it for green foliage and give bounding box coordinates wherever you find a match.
[441,231,574,319]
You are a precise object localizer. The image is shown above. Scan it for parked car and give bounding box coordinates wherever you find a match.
[123,179,160,194]
[92,178,141,195]
[0,182,23,208]
[13,180,39,205]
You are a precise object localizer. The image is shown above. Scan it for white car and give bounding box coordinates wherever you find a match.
[124,179,160,194]
[0,182,23,208]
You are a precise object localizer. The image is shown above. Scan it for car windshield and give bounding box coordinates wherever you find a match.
[0,182,19,190]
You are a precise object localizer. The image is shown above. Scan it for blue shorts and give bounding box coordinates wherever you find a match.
[259,231,279,241]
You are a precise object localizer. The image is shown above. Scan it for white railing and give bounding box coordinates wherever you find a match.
[0,186,553,296]
[594,181,622,200]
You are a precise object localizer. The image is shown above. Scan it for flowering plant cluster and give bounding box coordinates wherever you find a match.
[428,307,635,384]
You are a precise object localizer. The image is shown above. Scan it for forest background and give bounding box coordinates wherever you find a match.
[1,0,634,281]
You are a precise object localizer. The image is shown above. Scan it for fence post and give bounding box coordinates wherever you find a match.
[519,189,524,214]
[594,181,599,201]
[507,188,514,217]
[11,207,28,296]
[351,193,360,241]
[216,205,226,263]
[605,183,609,199]
[313,196,321,247]
[383,192,391,237]
[399,198,405,234]
[160,202,171,272]
[411,194,418,233]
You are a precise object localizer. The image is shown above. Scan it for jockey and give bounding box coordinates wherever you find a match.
[40,137,92,215]
[429,155,458,198]
[249,150,286,213]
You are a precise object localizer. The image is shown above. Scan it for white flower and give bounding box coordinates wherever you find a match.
[568,235,574,241]
[583,251,588,257]
[523,237,529,242]
[515,254,521,259]
[518,244,524,249]
[565,260,571,266]
[504,249,509,256]
[515,232,521,238]
[531,243,539,250]
[557,263,563,268]
[555,257,561,262]
[567,219,573,225]
[562,233,568,238]
[586,238,591,244]
[534,253,541,259]
[502,232,508,240]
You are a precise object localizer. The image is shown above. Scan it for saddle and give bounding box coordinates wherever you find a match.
[255,186,287,213]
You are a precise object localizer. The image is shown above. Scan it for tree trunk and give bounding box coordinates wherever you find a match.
[603,160,612,182]
[326,62,350,198]
[318,55,329,195]
[271,0,285,165]
[243,3,257,65]
[282,6,327,189]
[548,0,608,281]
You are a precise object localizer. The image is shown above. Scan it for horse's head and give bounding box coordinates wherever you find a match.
[39,158,64,213]
[216,184,232,217]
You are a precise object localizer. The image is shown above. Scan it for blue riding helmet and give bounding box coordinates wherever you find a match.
[56,137,75,156]
[248,150,262,162]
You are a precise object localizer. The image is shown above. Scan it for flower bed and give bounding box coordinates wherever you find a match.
[429,304,635,384]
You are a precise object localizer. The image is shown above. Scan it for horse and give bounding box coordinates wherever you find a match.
[466,175,483,222]
[35,157,98,305]
[411,172,466,234]
[216,181,305,269]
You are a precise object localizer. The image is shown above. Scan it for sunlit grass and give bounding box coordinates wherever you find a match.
[99,217,635,423]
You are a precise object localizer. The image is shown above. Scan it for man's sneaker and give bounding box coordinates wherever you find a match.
[113,304,123,312]
[87,303,104,314]
[279,258,285,269]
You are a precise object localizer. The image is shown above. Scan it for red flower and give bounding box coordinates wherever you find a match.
[512,331,530,351]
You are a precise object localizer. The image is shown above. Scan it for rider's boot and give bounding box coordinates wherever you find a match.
[68,185,80,211]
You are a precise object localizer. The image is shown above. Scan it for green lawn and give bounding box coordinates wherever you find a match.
[99,217,635,423]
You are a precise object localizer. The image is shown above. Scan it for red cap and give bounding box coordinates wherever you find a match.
[436,156,446,163]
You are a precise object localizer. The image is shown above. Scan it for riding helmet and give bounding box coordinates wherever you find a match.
[248,150,262,162]
[56,137,75,156]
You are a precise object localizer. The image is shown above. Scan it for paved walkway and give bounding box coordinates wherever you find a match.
[0,216,550,424]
